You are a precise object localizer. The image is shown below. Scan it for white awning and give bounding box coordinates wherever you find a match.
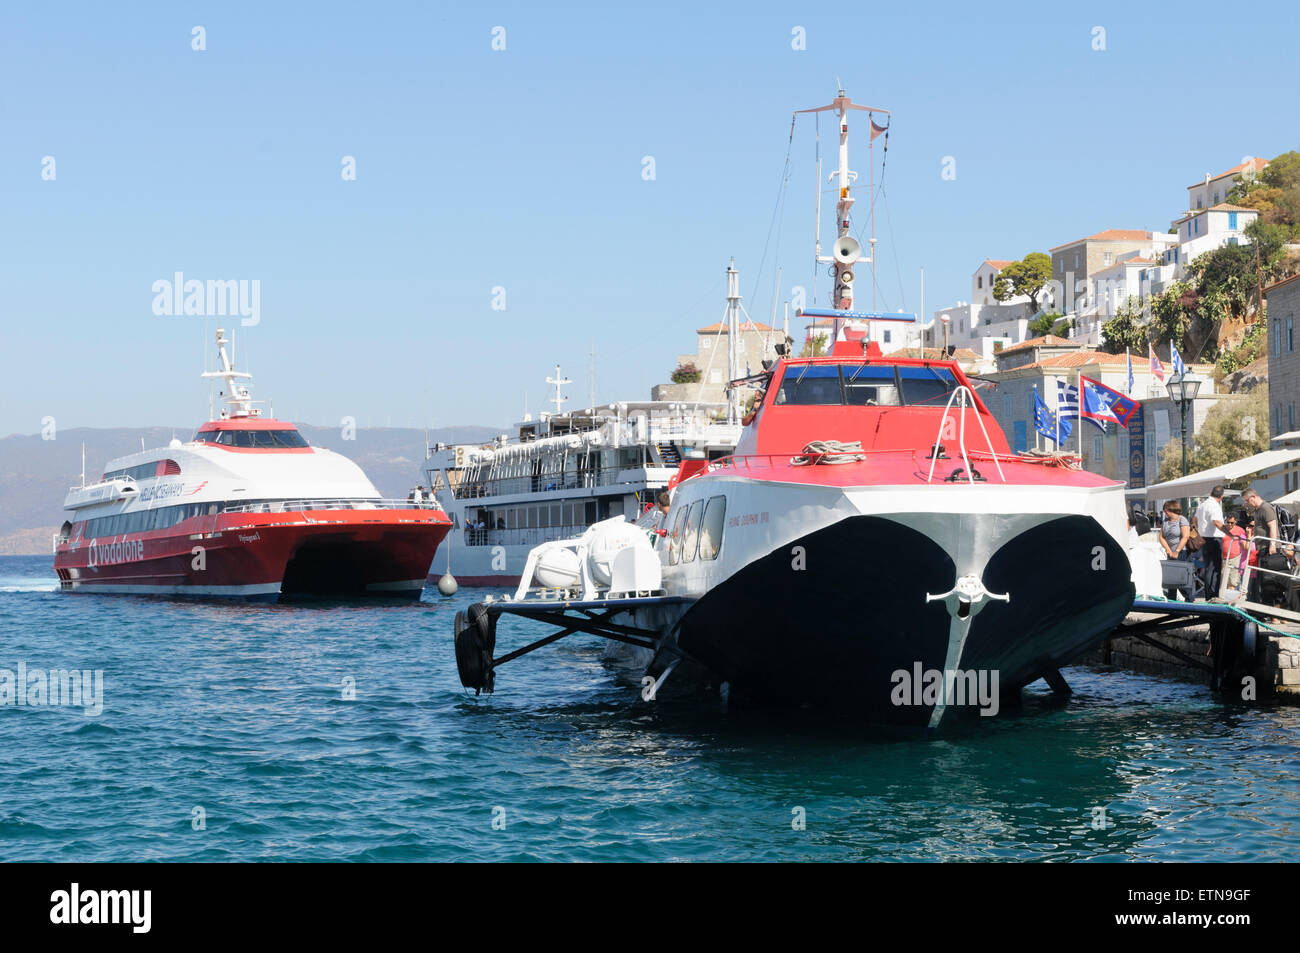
[1138,448,1300,500]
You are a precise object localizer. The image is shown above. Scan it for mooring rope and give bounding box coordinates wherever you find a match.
[1138,592,1295,637]
[790,440,865,466]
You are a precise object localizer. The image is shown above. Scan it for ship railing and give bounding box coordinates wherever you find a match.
[461,525,592,548]
[705,443,1013,477]
[222,498,444,514]
[450,465,659,500]
[925,386,1006,485]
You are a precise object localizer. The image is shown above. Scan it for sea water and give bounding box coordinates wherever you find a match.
[0,555,1296,861]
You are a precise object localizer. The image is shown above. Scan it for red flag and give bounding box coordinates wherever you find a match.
[1148,343,1165,382]
[870,117,888,141]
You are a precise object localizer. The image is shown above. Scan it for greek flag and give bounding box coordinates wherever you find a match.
[1171,342,1187,377]
[1126,350,1134,394]
[1057,378,1078,415]
[1054,378,1076,442]
[1060,377,1104,433]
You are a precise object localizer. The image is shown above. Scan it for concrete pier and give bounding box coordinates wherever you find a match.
[1086,609,1300,703]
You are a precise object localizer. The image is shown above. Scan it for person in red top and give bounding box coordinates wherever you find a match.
[1221,513,1251,598]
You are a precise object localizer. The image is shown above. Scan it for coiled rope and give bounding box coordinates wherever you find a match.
[791,440,866,466]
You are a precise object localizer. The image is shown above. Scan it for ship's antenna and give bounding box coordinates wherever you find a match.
[725,258,742,425]
[812,112,821,304]
[588,339,596,414]
[546,365,571,416]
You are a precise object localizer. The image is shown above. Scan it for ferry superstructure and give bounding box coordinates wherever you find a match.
[54,329,451,600]
[422,395,740,586]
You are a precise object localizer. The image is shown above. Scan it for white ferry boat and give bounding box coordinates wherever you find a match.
[54,329,451,600]
[422,396,741,586]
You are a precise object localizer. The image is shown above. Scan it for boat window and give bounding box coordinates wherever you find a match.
[898,365,960,407]
[699,495,726,560]
[775,365,843,405]
[194,428,308,448]
[682,499,706,563]
[773,363,963,408]
[843,365,901,406]
[668,507,689,565]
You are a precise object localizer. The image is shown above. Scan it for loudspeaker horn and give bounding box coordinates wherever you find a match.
[832,236,861,264]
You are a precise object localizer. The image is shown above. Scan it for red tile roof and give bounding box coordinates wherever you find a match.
[1186,157,1268,190]
[1174,202,1259,224]
[1264,273,1300,296]
[997,334,1077,354]
[983,259,1014,270]
[1050,230,1152,252]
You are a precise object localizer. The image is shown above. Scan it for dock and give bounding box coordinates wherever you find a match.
[1094,598,1300,703]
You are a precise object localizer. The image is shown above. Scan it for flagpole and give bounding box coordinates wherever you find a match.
[1077,368,1083,457]
[1035,386,1041,451]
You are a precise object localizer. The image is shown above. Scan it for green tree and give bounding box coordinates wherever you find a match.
[1099,299,1148,354]
[1155,390,1269,483]
[1027,312,1066,337]
[1227,151,1300,235]
[799,333,827,357]
[1149,281,1209,358]
[993,252,1053,315]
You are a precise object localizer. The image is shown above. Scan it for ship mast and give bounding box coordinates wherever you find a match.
[794,89,891,344]
[200,328,257,419]
[725,258,742,425]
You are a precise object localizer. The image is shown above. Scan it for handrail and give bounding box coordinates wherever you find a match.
[222,498,443,514]
[926,386,1006,485]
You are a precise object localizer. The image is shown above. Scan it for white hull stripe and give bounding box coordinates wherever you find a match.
[65,581,283,597]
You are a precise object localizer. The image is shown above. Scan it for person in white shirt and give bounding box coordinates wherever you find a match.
[1194,485,1226,596]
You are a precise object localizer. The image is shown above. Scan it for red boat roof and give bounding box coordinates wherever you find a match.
[747,354,1006,457]
[196,418,300,432]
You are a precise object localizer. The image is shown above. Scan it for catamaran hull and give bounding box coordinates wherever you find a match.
[654,477,1134,726]
[55,518,450,601]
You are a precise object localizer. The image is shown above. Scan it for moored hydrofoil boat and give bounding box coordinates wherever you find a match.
[450,90,1134,727]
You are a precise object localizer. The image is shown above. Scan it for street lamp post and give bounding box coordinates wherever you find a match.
[1166,373,1202,477]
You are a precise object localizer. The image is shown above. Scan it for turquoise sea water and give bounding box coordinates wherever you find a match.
[0,554,1297,862]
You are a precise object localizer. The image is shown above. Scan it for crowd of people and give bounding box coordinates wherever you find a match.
[1144,484,1299,609]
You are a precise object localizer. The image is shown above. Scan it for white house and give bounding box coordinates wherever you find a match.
[926,259,1034,353]
[1186,157,1268,213]
[1090,254,1177,322]
[1047,230,1177,347]
[1165,204,1260,278]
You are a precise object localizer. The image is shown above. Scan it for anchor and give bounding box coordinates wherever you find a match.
[925,574,1009,622]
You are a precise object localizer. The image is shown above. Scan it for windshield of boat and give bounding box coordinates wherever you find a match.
[774,363,960,407]
[194,429,310,448]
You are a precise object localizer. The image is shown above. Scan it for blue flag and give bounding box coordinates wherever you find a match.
[1052,379,1075,443]
[1126,350,1134,394]
[1033,386,1057,442]
[1171,343,1187,378]
[1081,375,1141,429]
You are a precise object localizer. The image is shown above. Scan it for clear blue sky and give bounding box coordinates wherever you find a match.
[3,0,1297,435]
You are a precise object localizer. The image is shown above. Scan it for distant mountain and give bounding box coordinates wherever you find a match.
[0,423,500,555]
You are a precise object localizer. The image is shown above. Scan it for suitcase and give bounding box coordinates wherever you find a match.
[1257,553,1293,606]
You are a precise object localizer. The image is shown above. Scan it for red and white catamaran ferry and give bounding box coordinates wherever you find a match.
[454,91,1136,727]
[54,329,451,600]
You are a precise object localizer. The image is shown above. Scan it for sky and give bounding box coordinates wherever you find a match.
[3,0,1298,435]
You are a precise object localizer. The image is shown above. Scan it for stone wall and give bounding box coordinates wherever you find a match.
[1081,623,1300,698]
